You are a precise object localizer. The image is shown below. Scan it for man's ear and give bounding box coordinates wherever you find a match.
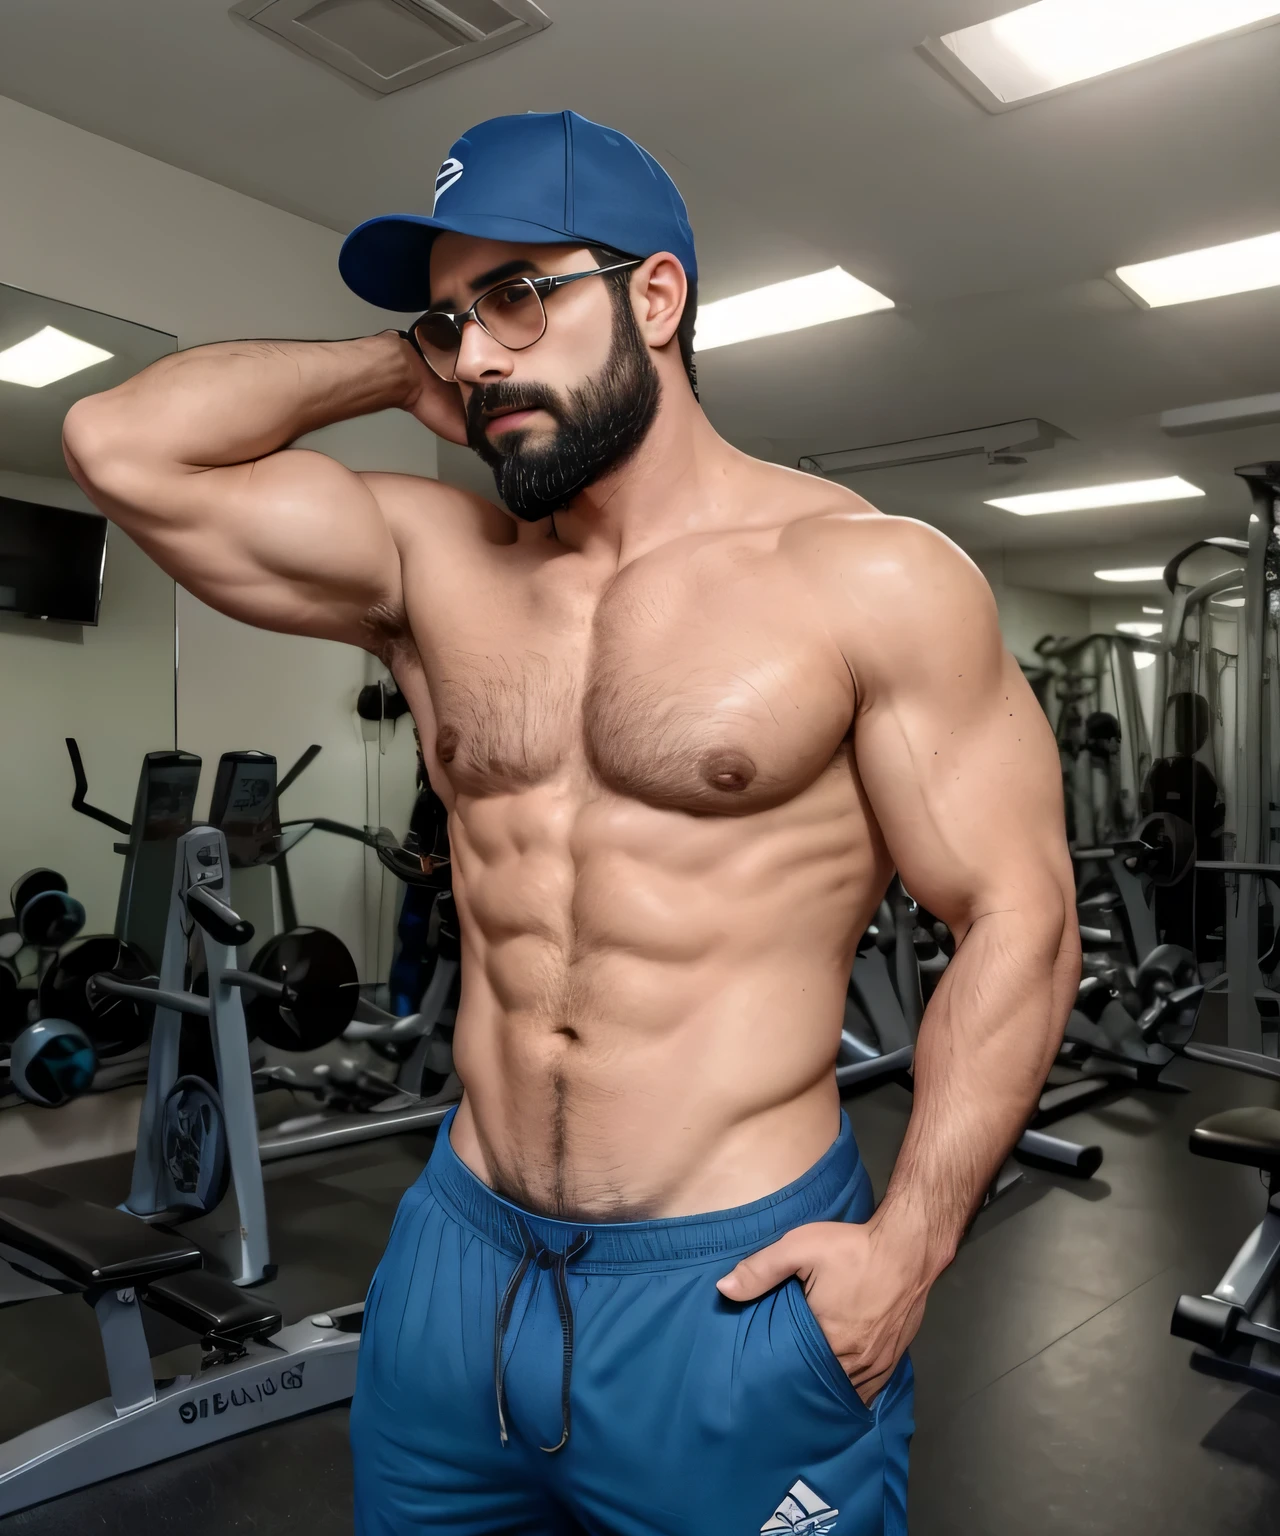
[631,252,687,350]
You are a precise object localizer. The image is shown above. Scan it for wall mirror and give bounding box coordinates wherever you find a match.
[0,281,177,1100]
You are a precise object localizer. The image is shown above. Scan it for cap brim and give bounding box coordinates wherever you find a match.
[339,212,587,312]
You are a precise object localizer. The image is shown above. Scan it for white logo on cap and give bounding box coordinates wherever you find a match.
[433,157,464,210]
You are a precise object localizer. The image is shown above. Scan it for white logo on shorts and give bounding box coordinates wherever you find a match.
[761,1477,840,1534]
[433,157,464,209]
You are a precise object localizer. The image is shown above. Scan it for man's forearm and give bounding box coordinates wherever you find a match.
[873,903,1080,1276]
[63,331,418,477]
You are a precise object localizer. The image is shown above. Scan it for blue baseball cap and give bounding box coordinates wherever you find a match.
[339,109,696,313]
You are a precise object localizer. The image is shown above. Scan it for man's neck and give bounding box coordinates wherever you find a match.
[551,392,749,566]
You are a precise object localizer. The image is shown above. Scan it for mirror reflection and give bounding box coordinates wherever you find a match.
[0,282,176,1101]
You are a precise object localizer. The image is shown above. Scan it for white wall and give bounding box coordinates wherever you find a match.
[973,554,1092,667]
[0,94,435,1170]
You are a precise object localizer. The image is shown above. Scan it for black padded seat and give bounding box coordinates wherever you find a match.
[1189,1107,1280,1173]
[142,1269,283,1344]
[0,1175,201,1290]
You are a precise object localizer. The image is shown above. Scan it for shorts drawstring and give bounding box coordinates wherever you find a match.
[494,1217,592,1453]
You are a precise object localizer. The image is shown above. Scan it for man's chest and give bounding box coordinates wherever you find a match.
[404,539,856,813]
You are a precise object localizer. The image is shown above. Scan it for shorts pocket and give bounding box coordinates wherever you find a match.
[783,1278,878,1423]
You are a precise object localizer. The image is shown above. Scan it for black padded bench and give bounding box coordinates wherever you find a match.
[0,1173,367,1521]
[0,1174,281,1346]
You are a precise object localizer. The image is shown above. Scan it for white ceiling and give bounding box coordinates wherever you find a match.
[2,0,1279,611]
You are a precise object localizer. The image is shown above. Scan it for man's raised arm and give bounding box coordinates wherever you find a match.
[61,331,471,648]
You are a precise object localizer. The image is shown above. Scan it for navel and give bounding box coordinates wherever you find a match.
[701,750,757,793]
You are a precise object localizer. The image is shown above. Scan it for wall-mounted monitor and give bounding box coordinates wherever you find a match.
[0,493,108,625]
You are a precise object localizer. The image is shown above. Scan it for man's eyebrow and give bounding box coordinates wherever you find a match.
[431,259,540,312]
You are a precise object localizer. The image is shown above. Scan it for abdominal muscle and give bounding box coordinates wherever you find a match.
[445,761,890,1222]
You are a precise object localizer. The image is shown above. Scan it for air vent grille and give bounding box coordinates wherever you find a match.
[232,0,551,95]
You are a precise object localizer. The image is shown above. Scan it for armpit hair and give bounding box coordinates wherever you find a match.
[362,599,410,663]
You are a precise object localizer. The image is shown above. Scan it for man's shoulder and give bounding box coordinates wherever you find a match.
[776,486,975,598]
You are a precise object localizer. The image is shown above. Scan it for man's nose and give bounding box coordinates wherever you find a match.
[455,318,514,384]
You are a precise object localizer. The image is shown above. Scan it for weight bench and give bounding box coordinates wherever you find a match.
[1171,1107,1280,1395]
[0,1175,362,1518]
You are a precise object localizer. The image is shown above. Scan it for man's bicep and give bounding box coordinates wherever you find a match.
[94,447,406,645]
[846,547,1071,941]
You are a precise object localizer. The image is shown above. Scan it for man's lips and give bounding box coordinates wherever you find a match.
[484,406,543,435]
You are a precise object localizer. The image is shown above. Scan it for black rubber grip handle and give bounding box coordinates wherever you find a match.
[186,885,254,949]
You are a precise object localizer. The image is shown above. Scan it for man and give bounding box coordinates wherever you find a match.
[64,110,1078,1536]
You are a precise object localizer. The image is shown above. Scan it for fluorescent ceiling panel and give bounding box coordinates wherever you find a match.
[1116,620,1163,636]
[1113,231,1280,308]
[987,476,1203,515]
[1095,567,1166,582]
[1134,652,1157,669]
[694,267,893,352]
[0,326,113,387]
[1142,606,1164,614]
[924,1,1280,112]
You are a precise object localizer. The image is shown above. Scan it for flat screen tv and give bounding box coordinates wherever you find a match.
[0,493,108,625]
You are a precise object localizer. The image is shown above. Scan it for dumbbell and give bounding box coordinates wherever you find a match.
[4,1017,98,1108]
[10,870,86,949]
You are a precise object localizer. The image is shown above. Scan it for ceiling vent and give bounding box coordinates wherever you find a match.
[231,0,551,95]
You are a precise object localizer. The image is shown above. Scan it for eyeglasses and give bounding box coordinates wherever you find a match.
[406,259,642,382]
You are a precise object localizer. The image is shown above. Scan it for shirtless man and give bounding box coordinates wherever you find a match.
[63,110,1078,1536]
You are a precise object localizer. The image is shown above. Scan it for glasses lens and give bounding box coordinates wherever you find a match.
[476,280,546,351]
[414,313,463,379]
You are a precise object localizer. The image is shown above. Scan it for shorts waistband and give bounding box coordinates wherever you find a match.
[425,1107,867,1271]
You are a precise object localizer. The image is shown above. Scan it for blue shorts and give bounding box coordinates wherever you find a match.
[350,1108,914,1535]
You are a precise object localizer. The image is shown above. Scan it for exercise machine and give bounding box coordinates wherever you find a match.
[0,824,366,1517]
[838,879,1104,1184]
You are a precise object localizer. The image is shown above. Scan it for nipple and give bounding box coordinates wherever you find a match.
[702,751,757,793]
[436,725,460,765]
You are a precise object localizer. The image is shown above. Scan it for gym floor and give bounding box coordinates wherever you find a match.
[2,1000,1278,1536]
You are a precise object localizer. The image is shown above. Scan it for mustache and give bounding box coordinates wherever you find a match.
[465,381,562,446]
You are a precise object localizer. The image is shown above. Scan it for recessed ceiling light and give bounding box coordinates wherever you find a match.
[693,267,893,352]
[1112,230,1280,308]
[923,1,1280,112]
[1212,596,1247,607]
[1095,567,1166,582]
[1142,606,1164,614]
[1116,620,1163,637]
[0,326,113,388]
[1134,652,1157,670]
[986,476,1203,515]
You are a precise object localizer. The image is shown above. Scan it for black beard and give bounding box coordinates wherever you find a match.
[465,295,661,523]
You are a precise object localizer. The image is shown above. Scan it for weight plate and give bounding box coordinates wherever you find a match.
[38,935,155,1058]
[9,869,67,920]
[1134,812,1196,887]
[161,1074,230,1214]
[1135,944,1202,1050]
[246,927,359,1052]
[18,890,86,948]
[8,1018,97,1108]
